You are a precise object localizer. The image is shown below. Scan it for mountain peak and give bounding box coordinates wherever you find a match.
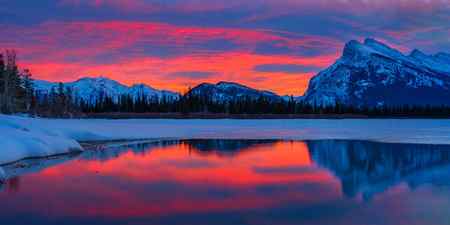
[34,77,180,103]
[410,49,427,58]
[364,38,405,59]
[342,39,375,61]
[363,38,390,50]
[131,83,155,90]
[304,38,450,107]
[341,38,414,66]
[75,76,121,84]
[435,52,450,63]
[76,76,107,81]
[342,38,394,55]
[189,81,282,103]
[409,50,450,73]
[216,81,249,89]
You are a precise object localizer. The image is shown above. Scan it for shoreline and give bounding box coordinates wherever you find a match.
[3,136,450,169]
[83,113,450,119]
[3,137,450,170]
[3,114,450,166]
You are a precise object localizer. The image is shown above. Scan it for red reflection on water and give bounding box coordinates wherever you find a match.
[0,141,340,218]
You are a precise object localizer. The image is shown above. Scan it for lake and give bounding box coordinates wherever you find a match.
[1,139,450,225]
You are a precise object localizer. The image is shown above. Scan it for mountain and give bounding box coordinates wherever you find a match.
[303,38,450,107]
[410,50,450,74]
[34,77,180,103]
[187,81,284,103]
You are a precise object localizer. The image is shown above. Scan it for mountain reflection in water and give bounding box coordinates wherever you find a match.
[1,139,450,225]
[307,140,450,200]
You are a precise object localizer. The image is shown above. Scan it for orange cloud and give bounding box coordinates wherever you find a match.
[4,21,340,95]
[24,51,337,95]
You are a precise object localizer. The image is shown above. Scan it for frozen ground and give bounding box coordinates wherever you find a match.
[1,114,450,164]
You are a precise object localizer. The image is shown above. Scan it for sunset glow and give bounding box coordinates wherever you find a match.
[2,0,449,95]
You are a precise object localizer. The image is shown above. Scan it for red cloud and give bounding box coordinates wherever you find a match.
[2,21,341,95]
[25,51,337,96]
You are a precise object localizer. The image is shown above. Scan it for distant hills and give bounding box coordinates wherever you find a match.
[186,81,284,103]
[34,38,450,108]
[34,77,180,104]
[33,78,289,104]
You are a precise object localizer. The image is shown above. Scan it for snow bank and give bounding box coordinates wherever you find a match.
[0,115,81,165]
[2,114,450,164]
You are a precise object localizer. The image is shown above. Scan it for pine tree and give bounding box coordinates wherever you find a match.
[3,50,22,113]
[21,69,34,112]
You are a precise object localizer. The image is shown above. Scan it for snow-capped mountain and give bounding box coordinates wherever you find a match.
[303,38,450,107]
[410,50,450,74]
[187,81,284,103]
[34,77,180,103]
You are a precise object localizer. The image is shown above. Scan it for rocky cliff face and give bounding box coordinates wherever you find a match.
[303,38,450,107]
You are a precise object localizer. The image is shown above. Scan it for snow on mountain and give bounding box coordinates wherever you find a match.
[187,81,284,103]
[128,84,179,102]
[410,49,450,74]
[303,38,450,107]
[34,77,180,103]
[435,52,450,64]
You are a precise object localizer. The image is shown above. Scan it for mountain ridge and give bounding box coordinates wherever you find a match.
[303,38,450,107]
[34,76,180,103]
[33,38,450,108]
[187,81,284,103]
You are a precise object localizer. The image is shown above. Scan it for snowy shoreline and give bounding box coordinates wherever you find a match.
[2,114,450,165]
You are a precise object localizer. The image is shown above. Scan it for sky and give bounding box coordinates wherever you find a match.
[1,0,449,95]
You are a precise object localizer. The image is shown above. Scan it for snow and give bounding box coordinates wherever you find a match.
[363,38,413,63]
[190,81,283,103]
[2,114,450,164]
[410,49,450,74]
[33,77,180,104]
[0,115,81,165]
[303,38,450,107]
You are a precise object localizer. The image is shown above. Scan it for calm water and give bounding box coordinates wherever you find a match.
[1,140,450,225]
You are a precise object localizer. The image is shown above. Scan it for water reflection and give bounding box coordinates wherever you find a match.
[0,153,80,192]
[307,140,450,200]
[80,140,178,161]
[80,139,279,160]
[1,140,450,225]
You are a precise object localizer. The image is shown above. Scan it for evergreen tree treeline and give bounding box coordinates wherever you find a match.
[2,50,450,118]
[73,91,450,117]
[0,50,36,114]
